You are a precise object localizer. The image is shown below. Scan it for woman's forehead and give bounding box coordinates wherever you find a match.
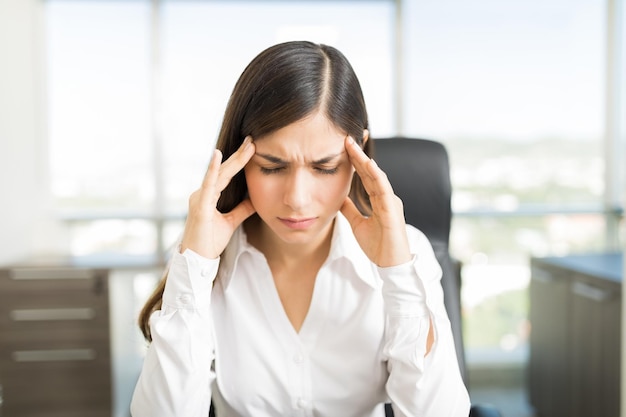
[252,113,347,160]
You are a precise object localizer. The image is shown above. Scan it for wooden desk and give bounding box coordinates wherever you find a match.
[528,253,622,417]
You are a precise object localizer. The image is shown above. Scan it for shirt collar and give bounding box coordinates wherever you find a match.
[217,213,378,290]
[326,212,378,288]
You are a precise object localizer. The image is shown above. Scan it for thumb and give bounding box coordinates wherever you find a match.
[340,196,363,230]
[227,198,256,229]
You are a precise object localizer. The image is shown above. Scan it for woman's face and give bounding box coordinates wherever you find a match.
[244,111,355,248]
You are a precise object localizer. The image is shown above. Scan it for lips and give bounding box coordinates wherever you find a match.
[278,217,317,230]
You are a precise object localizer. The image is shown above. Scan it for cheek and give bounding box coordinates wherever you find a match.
[243,167,266,203]
[325,171,354,201]
[243,168,285,214]
[342,164,356,191]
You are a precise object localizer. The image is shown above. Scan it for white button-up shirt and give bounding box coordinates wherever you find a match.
[130,214,470,417]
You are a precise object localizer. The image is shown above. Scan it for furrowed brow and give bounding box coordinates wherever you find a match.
[311,152,343,164]
[255,152,344,165]
[255,153,287,164]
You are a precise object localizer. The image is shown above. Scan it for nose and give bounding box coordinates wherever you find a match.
[283,169,312,210]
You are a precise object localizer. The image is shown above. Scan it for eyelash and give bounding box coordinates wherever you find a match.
[259,166,338,175]
[260,167,284,175]
[316,167,339,175]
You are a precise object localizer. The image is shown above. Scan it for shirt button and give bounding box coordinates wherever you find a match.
[296,398,308,409]
[200,267,211,277]
[177,294,191,305]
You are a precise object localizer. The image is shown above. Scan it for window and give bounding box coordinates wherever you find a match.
[46,0,397,256]
[401,0,618,364]
[47,1,153,213]
[159,0,396,214]
[45,0,624,367]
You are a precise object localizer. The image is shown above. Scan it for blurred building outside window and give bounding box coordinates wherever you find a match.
[45,0,624,367]
[401,0,623,365]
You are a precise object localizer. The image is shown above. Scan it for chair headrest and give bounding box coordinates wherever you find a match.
[372,137,452,245]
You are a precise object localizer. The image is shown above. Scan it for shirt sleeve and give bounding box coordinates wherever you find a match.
[130,249,219,417]
[379,226,470,417]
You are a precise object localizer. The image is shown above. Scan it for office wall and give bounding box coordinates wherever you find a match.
[0,0,66,264]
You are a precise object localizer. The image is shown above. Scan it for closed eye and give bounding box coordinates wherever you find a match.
[260,166,286,175]
[314,166,339,175]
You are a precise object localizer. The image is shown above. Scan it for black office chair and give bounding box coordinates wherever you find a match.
[374,137,501,417]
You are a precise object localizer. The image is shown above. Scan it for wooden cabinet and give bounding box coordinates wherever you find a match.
[528,253,622,417]
[0,265,111,417]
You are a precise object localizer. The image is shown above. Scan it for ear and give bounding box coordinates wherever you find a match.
[362,129,369,146]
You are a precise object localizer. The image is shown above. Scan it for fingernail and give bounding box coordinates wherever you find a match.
[243,136,252,149]
[347,136,356,146]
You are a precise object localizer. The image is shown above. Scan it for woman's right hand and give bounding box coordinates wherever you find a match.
[180,136,256,259]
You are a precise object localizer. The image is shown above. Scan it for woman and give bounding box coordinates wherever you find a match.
[131,41,470,417]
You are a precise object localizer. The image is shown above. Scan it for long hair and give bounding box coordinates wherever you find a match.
[139,41,373,340]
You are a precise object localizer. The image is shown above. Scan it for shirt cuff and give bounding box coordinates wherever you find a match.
[162,249,220,311]
[379,254,429,317]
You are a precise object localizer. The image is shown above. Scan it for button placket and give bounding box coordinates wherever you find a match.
[289,345,312,415]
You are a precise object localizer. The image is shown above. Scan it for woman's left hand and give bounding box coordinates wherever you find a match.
[340,135,412,268]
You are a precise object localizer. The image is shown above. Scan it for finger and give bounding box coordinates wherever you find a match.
[226,198,257,229]
[345,136,393,198]
[216,136,255,191]
[201,149,223,190]
[345,136,372,176]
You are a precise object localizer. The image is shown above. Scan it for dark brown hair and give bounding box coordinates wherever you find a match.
[139,41,373,340]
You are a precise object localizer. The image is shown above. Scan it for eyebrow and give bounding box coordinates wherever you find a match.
[255,152,344,165]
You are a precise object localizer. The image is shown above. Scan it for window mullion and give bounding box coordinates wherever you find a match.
[150,0,166,261]
[604,0,624,250]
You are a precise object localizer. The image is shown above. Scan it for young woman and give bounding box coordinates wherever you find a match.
[130,41,470,417]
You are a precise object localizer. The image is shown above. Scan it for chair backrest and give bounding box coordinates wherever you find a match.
[373,137,467,383]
